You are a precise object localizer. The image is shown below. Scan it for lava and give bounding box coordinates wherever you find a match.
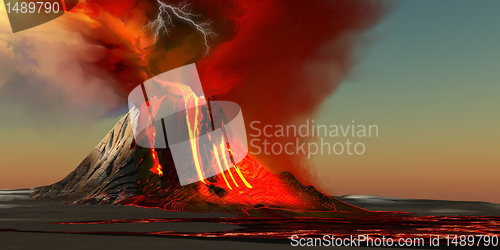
[184,94,206,183]
[49,216,500,244]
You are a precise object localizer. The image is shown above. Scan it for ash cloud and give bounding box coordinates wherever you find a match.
[0,6,126,129]
[195,0,389,186]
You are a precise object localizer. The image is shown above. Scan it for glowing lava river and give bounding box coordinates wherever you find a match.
[34,215,498,246]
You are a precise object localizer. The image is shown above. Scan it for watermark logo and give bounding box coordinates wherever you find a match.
[128,63,249,186]
[249,119,379,159]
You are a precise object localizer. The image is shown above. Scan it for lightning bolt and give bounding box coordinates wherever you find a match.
[145,1,216,55]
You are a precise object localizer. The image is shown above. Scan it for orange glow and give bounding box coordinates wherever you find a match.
[187,156,303,209]
[150,149,163,176]
[184,94,206,183]
[137,96,167,177]
[213,144,232,190]
[220,135,252,188]
[146,128,163,177]
[220,140,239,188]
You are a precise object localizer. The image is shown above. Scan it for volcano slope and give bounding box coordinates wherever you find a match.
[31,112,370,217]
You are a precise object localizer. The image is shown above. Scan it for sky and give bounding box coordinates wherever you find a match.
[314,0,500,203]
[0,0,499,203]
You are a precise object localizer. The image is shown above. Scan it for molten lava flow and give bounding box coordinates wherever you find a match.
[220,131,252,189]
[184,94,206,183]
[136,95,167,177]
[205,156,304,208]
[149,142,163,176]
[219,139,237,188]
[53,216,500,242]
[183,94,253,190]
[213,143,232,190]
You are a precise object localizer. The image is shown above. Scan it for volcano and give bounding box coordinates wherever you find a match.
[31,110,369,217]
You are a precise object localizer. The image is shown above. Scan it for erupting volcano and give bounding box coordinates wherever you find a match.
[31,100,369,217]
[28,0,387,217]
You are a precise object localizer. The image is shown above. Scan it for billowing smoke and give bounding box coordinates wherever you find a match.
[0,0,387,185]
[0,2,126,128]
[196,0,387,185]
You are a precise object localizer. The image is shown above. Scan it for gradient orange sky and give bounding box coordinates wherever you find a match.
[1,0,499,203]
